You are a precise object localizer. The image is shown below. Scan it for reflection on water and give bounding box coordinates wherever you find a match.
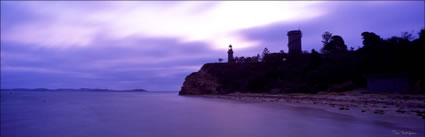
[1,91,423,137]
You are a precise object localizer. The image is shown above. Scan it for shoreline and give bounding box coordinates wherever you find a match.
[196,90,425,120]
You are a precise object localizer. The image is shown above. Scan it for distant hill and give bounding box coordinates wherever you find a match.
[1,88,148,92]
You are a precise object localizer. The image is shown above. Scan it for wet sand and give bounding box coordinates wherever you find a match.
[200,90,425,120]
[198,90,425,136]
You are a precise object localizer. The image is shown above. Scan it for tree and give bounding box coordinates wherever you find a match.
[261,48,270,61]
[361,32,382,48]
[263,48,270,55]
[262,53,285,63]
[419,29,425,40]
[311,49,319,54]
[309,49,321,67]
[218,58,223,63]
[256,54,261,62]
[240,57,246,63]
[246,57,253,63]
[401,31,414,41]
[321,35,348,53]
[321,31,333,46]
[331,35,347,51]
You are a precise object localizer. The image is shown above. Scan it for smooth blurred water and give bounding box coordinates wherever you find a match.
[1,91,424,137]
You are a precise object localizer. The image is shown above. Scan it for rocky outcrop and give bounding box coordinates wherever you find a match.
[179,62,270,95]
[179,67,222,95]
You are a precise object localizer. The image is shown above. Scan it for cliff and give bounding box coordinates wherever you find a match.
[179,53,424,95]
[179,65,221,95]
[178,54,349,95]
[179,63,237,95]
[179,63,266,95]
[179,29,425,95]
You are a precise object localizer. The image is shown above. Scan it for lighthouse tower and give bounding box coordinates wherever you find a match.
[227,44,234,63]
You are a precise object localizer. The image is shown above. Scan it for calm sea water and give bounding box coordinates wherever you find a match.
[1,91,423,137]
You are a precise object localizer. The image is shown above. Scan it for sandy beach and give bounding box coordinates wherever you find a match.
[200,89,425,120]
[198,89,425,136]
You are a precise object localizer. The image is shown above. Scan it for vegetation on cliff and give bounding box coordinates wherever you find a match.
[179,29,425,95]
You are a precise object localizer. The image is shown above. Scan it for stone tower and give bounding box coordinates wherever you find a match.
[227,44,234,63]
[287,30,302,55]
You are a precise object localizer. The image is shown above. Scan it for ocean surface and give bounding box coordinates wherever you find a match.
[1,91,424,137]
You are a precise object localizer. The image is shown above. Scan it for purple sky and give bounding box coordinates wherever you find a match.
[1,1,424,91]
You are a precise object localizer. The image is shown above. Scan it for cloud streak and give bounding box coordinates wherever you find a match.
[1,1,325,50]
